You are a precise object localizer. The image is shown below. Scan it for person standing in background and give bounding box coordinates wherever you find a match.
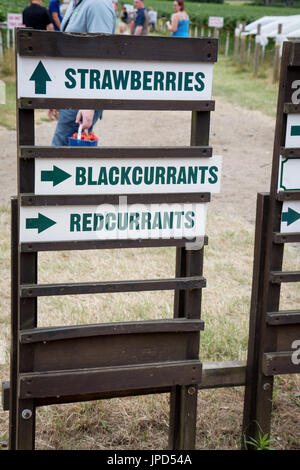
[22,0,54,30]
[166,0,189,37]
[48,0,63,31]
[131,0,148,36]
[48,0,116,146]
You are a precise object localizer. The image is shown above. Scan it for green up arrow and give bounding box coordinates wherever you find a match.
[281,207,300,226]
[29,61,52,95]
[41,166,71,187]
[26,213,56,234]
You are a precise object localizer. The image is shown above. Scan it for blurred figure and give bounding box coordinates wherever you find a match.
[166,0,189,37]
[148,7,156,32]
[119,22,129,34]
[22,0,54,30]
[121,6,128,23]
[48,0,63,31]
[131,0,148,36]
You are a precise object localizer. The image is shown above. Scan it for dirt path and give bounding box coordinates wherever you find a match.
[0,96,275,223]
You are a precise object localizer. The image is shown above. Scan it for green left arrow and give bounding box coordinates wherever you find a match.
[281,207,300,226]
[41,166,71,186]
[26,213,56,233]
[29,60,52,95]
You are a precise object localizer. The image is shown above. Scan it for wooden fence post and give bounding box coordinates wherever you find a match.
[225,31,230,57]
[273,24,282,83]
[253,24,261,77]
[239,24,246,66]
[233,21,240,63]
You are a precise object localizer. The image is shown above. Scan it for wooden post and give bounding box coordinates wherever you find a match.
[233,21,240,63]
[225,31,230,57]
[273,24,282,83]
[253,24,261,77]
[247,36,252,64]
[239,24,246,66]
[169,110,210,450]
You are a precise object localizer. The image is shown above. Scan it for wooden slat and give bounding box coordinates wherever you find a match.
[19,360,202,399]
[266,311,300,325]
[273,232,300,244]
[19,98,215,112]
[20,145,213,159]
[263,351,300,375]
[199,361,246,389]
[280,147,300,159]
[20,236,208,253]
[20,319,205,344]
[270,270,300,283]
[277,190,300,201]
[284,103,300,114]
[17,30,218,62]
[20,276,206,298]
[20,192,210,206]
[2,361,247,410]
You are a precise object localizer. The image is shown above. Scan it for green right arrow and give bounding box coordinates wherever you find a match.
[29,60,52,95]
[41,165,71,187]
[26,213,56,234]
[281,207,300,226]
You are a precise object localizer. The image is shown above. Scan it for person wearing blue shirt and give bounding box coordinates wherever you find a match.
[48,0,63,31]
[166,0,189,38]
[48,0,116,146]
[131,0,148,36]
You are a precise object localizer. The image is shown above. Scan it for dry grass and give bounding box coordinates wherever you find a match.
[0,204,299,450]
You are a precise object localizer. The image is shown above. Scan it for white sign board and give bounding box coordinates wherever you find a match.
[280,201,300,233]
[278,156,300,191]
[20,202,207,243]
[285,114,300,147]
[34,156,222,195]
[17,57,213,101]
[7,13,24,29]
[208,17,224,29]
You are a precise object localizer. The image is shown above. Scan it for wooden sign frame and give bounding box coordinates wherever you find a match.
[4,30,218,450]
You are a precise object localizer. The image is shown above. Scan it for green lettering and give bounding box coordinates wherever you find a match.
[184,211,195,229]
[132,167,143,185]
[93,214,104,231]
[195,72,205,92]
[82,213,92,231]
[155,167,166,184]
[109,167,119,185]
[70,213,81,232]
[184,72,193,91]
[166,71,176,91]
[166,167,177,185]
[90,69,101,89]
[97,167,108,185]
[112,70,130,89]
[131,71,141,90]
[65,68,76,89]
[88,167,97,185]
[77,69,89,89]
[208,166,218,184]
[143,71,152,90]
[102,69,113,90]
[153,71,164,91]
[198,166,208,184]
[106,213,116,231]
[76,167,86,185]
